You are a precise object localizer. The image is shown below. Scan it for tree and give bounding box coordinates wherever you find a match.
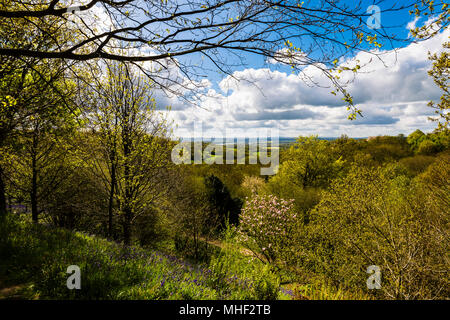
[0,1,446,116]
[241,174,267,198]
[87,61,173,245]
[408,2,449,132]
[168,171,218,260]
[238,194,297,266]
[204,174,242,228]
[308,165,449,299]
[407,130,449,155]
[417,139,439,155]
[0,2,82,218]
[84,64,122,238]
[0,58,80,218]
[427,40,449,132]
[266,136,343,222]
[361,135,413,163]
[407,129,426,151]
[418,152,450,227]
[6,104,79,223]
[41,147,108,231]
[273,136,344,189]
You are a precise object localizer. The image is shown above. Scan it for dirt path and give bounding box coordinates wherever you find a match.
[200,237,258,258]
[0,277,28,299]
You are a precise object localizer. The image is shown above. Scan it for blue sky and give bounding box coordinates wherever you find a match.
[85,0,447,139]
[173,0,423,91]
[157,1,448,139]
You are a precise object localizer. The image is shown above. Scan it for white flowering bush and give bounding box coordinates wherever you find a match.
[238,194,297,265]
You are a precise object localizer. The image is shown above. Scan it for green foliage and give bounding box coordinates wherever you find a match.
[276,136,345,189]
[291,279,373,300]
[417,152,450,220]
[174,234,219,263]
[303,163,449,299]
[84,61,174,244]
[266,179,322,224]
[134,208,170,247]
[398,155,436,177]
[206,226,281,300]
[267,136,343,221]
[362,135,412,163]
[238,194,298,266]
[0,1,447,302]
[0,214,279,300]
[427,40,449,132]
[407,130,449,154]
[2,130,448,300]
[407,129,426,150]
[250,264,280,300]
[204,174,242,228]
[417,139,440,155]
[167,171,219,261]
[0,26,84,218]
[240,175,268,198]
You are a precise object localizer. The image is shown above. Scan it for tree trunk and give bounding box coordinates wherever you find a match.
[31,152,38,223]
[122,108,132,246]
[123,206,131,246]
[0,165,7,218]
[8,194,12,211]
[108,162,116,238]
[122,163,132,245]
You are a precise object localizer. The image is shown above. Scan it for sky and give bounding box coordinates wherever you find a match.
[79,1,449,139]
[152,3,449,139]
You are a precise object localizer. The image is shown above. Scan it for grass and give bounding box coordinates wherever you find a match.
[0,213,281,300]
[0,213,372,300]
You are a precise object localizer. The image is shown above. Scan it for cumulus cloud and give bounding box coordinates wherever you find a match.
[64,2,447,138]
[170,24,448,138]
[338,34,445,105]
[233,108,319,121]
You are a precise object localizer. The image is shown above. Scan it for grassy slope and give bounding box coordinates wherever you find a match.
[0,214,286,300]
[0,214,372,300]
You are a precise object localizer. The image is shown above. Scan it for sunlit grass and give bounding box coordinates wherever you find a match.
[0,214,279,300]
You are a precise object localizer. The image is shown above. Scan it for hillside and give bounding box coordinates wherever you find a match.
[0,214,291,300]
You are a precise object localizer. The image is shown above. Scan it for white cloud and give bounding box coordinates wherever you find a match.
[170,26,448,138]
[63,3,447,138]
[406,17,420,35]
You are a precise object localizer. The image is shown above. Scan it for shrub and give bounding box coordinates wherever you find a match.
[238,194,297,265]
[306,165,449,299]
[417,139,439,155]
[241,175,267,198]
[398,155,435,176]
[206,226,281,300]
[0,214,255,300]
[204,174,242,228]
[250,264,280,300]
